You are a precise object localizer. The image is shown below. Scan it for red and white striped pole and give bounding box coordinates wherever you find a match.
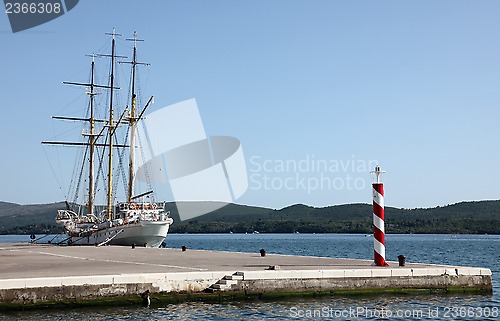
[371,165,389,266]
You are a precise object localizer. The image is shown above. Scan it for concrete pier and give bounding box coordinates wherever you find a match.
[0,243,492,309]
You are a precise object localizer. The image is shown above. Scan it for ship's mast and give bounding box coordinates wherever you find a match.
[107,32,116,220]
[98,29,126,220]
[123,31,150,203]
[43,54,115,215]
[87,54,96,215]
[107,30,118,220]
[64,55,98,215]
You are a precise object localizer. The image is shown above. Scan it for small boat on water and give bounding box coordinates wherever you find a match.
[43,30,173,247]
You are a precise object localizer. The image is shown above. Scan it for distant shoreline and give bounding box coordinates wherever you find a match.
[1,200,499,235]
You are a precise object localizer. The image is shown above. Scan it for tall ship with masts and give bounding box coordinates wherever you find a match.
[43,30,173,247]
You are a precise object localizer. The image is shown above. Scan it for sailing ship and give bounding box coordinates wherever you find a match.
[43,30,173,247]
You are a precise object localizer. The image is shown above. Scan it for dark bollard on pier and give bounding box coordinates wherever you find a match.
[398,255,406,267]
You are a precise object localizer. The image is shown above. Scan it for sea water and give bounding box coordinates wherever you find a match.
[0,234,498,320]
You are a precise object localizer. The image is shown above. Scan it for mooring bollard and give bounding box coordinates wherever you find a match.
[181,245,187,251]
[141,290,150,307]
[132,243,135,249]
[398,255,406,267]
[260,248,266,257]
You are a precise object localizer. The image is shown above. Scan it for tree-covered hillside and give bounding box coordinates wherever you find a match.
[0,200,499,235]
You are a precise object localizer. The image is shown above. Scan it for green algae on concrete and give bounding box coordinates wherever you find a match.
[0,285,492,312]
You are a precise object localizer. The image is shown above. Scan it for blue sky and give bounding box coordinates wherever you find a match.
[1,0,500,209]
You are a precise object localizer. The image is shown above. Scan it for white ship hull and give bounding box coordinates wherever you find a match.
[68,220,172,248]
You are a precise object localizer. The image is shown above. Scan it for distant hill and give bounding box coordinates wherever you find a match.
[0,202,66,234]
[0,201,21,210]
[168,201,500,234]
[0,200,499,235]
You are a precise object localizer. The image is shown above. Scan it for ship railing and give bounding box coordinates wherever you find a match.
[97,209,109,222]
[119,201,166,212]
[56,209,78,222]
[87,213,99,222]
[137,210,171,222]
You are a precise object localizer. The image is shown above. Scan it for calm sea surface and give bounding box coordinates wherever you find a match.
[0,234,498,320]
